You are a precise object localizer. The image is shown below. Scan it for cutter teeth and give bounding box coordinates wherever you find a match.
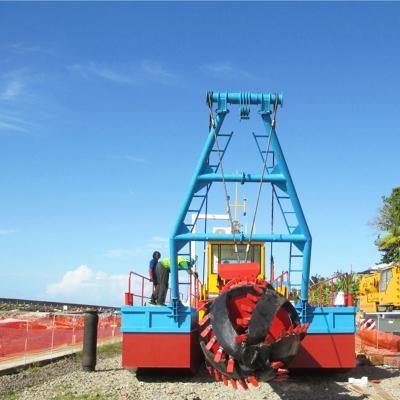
[264,334,275,344]
[271,361,284,370]
[247,376,259,387]
[214,369,221,381]
[240,304,255,314]
[287,326,294,335]
[236,317,249,327]
[230,379,238,390]
[214,348,224,363]
[277,368,289,375]
[200,325,212,338]
[222,375,228,386]
[239,379,249,390]
[246,293,260,303]
[294,325,302,334]
[205,335,217,351]
[207,366,213,376]
[227,358,235,374]
[199,314,210,326]
[235,334,248,344]
[252,285,264,295]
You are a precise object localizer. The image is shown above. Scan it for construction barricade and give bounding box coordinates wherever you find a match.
[0,314,121,361]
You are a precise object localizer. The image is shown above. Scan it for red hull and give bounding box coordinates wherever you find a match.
[290,333,356,368]
[122,330,202,369]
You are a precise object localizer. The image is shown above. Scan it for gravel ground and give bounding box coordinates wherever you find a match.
[0,352,399,400]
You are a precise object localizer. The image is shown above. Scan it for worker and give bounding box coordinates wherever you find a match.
[149,251,161,305]
[154,256,195,306]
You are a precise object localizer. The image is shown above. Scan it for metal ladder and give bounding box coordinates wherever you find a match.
[252,132,303,292]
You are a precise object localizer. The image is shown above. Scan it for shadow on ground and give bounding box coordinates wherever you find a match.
[135,363,399,400]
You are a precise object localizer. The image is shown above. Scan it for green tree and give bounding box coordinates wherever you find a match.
[373,187,400,263]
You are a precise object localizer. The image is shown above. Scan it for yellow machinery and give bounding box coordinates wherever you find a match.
[359,264,400,312]
[206,242,265,294]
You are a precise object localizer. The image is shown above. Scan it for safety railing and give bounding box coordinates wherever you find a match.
[125,270,196,307]
[309,272,352,307]
[125,271,153,306]
[271,271,289,298]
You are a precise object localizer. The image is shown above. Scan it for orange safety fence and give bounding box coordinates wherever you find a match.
[357,329,400,353]
[0,314,121,361]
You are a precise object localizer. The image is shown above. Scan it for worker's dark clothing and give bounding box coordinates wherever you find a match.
[149,257,159,304]
[154,257,193,305]
[155,262,170,305]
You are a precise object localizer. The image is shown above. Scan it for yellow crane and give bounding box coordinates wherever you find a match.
[359,264,400,312]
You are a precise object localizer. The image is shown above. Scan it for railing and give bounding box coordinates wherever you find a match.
[125,270,201,307]
[309,272,352,307]
[125,271,152,306]
[271,271,289,298]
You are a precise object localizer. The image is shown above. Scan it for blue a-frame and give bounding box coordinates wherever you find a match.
[168,92,312,321]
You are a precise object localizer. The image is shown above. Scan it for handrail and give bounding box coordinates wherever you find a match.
[125,269,200,307]
[309,272,349,307]
[271,271,289,290]
[125,271,152,306]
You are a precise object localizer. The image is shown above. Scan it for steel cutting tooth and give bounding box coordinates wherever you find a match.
[264,334,274,344]
[214,369,221,381]
[199,314,210,326]
[236,318,249,327]
[207,366,213,376]
[235,334,248,344]
[239,379,249,390]
[205,336,217,351]
[200,325,212,338]
[247,376,259,387]
[294,325,302,334]
[227,358,235,374]
[214,348,224,363]
[287,326,294,335]
[271,361,284,370]
[240,304,255,313]
[246,293,260,303]
[277,368,289,374]
[230,379,238,390]
[222,375,228,386]
[252,285,264,295]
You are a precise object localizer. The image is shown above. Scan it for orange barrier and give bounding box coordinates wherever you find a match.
[357,330,400,352]
[0,314,121,361]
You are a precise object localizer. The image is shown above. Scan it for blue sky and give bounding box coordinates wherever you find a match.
[0,2,399,305]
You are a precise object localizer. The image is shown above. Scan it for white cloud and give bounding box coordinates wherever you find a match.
[68,61,176,85]
[0,79,23,100]
[6,42,55,55]
[46,265,149,306]
[124,155,148,164]
[201,62,256,80]
[0,228,17,236]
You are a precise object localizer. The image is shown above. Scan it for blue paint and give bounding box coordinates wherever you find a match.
[170,91,312,320]
[121,305,197,333]
[296,305,357,334]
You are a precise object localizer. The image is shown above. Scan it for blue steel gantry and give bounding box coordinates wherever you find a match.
[169,91,312,321]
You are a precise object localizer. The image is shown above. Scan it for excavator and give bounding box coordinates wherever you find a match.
[121,92,356,389]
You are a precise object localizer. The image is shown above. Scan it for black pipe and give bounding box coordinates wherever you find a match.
[82,311,98,371]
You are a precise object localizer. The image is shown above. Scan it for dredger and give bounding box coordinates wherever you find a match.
[121,92,356,389]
